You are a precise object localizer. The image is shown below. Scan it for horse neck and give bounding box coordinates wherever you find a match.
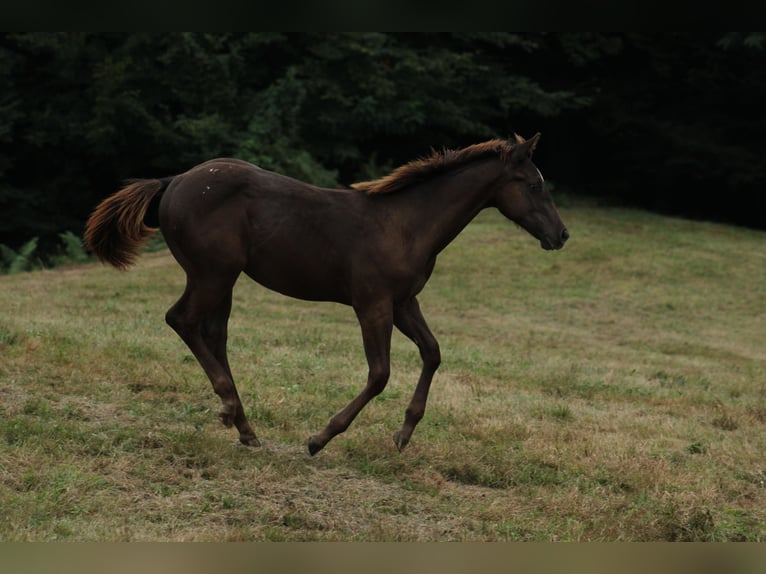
[398,158,504,257]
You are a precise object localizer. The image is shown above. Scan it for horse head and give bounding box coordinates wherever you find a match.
[493,133,569,251]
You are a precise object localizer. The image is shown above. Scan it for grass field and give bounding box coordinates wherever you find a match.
[1,203,764,541]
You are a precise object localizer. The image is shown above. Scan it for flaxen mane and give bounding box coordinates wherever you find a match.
[351,136,525,195]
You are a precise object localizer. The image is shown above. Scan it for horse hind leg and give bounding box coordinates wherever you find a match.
[200,290,258,442]
[166,277,259,447]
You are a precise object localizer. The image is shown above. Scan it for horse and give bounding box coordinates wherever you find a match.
[83,133,568,455]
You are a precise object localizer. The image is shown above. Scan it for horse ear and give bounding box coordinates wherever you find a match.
[511,132,541,162]
[528,132,541,154]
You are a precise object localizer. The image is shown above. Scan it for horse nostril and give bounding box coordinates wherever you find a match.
[561,228,569,243]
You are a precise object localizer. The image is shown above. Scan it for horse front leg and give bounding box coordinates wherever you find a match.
[307,299,393,455]
[392,297,441,451]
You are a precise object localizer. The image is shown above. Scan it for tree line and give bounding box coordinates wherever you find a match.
[1,32,763,262]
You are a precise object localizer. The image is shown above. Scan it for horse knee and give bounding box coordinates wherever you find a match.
[367,364,391,396]
[422,341,441,372]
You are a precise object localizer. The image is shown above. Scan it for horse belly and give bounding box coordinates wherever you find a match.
[243,252,350,304]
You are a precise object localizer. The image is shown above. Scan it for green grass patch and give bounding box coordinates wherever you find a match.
[0,204,764,541]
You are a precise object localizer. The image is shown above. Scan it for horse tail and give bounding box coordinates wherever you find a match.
[84,177,173,270]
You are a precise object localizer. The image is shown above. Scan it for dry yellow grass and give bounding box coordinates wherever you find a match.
[0,205,764,540]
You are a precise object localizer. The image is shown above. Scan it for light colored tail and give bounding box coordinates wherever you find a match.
[83,178,170,270]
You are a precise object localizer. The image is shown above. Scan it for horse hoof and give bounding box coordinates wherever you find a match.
[239,434,261,447]
[393,431,409,452]
[307,435,325,456]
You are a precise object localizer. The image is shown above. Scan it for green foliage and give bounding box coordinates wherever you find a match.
[1,231,101,273]
[0,32,595,256]
[2,231,96,273]
[0,32,763,260]
[718,32,766,50]
[0,236,38,273]
[50,231,89,266]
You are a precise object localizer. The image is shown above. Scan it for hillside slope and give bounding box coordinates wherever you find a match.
[1,205,764,541]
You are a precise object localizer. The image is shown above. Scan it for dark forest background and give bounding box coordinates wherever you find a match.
[1,32,764,260]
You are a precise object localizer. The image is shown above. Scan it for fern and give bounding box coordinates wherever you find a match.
[55,230,89,264]
[7,237,39,274]
[0,244,16,272]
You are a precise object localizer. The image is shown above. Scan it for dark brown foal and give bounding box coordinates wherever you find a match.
[84,134,568,454]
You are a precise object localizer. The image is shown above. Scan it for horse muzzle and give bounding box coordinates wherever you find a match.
[540,227,569,250]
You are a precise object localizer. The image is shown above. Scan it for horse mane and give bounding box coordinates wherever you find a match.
[351,136,525,195]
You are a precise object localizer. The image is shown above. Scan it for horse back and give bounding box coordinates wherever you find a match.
[160,158,368,304]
